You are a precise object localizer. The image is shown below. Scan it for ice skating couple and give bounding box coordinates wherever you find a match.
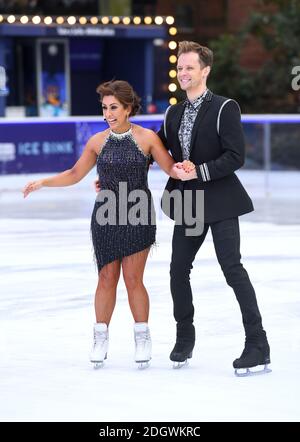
[23,41,271,376]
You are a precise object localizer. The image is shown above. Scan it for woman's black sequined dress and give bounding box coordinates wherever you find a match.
[91,127,156,272]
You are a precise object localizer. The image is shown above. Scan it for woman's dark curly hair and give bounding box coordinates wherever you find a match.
[96,80,141,116]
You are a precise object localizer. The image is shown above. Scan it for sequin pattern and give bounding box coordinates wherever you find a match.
[178,89,208,160]
[91,128,156,272]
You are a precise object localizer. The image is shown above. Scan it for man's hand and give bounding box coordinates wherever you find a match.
[172,161,197,181]
[94,179,100,193]
[175,166,197,181]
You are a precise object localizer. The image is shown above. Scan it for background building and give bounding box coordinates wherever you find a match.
[0,0,299,173]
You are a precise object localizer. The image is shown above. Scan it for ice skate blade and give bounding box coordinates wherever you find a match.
[234,364,272,377]
[90,352,107,369]
[136,361,150,370]
[172,360,189,369]
[92,361,105,369]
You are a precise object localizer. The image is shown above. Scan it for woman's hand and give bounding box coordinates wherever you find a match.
[94,179,101,193]
[181,160,195,173]
[174,162,197,181]
[22,180,43,198]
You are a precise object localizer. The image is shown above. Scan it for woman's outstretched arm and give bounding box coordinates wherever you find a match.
[23,132,103,198]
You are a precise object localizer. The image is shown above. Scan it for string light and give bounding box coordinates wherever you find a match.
[168,41,177,50]
[154,16,163,25]
[20,16,29,24]
[90,17,98,25]
[166,16,175,25]
[32,16,41,24]
[7,15,16,23]
[122,17,131,25]
[1,15,174,28]
[56,16,65,24]
[168,83,177,92]
[167,15,177,106]
[44,16,53,25]
[67,16,76,25]
[169,27,177,36]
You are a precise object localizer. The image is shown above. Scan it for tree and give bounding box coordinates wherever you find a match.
[243,0,300,112]
[208,34,255,112]
[208,0,300,113]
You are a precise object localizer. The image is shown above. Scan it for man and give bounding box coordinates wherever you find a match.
[158,41,270,374]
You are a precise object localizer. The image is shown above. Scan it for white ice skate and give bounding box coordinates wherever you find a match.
[134,322,152,369]
[90,323,108,368]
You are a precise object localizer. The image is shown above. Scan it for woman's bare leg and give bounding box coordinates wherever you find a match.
[122,249,150,322]
[95,260,121,324]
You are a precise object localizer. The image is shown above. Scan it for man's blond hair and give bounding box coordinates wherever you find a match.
[177,41,213,68]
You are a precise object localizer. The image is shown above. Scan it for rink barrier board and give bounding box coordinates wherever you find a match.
[0,115,299,174]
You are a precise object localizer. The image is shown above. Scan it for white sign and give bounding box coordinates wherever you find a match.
[0,143,16,161]
[0,66,8,96]
[57,27,115,37]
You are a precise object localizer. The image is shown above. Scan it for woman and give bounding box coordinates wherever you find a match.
[22,80,180,369]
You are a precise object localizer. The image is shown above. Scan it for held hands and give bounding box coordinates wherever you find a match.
[172,160,197,181]
[22,180,43,198]
[179,160,195,173]
[94,179,101,193]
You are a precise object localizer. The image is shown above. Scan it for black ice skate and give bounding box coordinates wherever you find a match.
[170,323,195,369]
[233,341,271,377]
[170,342,194,368]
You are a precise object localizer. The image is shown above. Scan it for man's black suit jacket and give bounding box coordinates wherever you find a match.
[157,90,254,224]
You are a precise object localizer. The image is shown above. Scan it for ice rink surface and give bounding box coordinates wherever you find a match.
[0,169,300,422]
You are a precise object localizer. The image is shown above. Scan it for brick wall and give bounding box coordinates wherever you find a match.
[156,0,272,70]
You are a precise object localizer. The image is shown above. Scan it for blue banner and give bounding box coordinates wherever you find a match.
[0,117,163,174]
[0,121,77,174]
